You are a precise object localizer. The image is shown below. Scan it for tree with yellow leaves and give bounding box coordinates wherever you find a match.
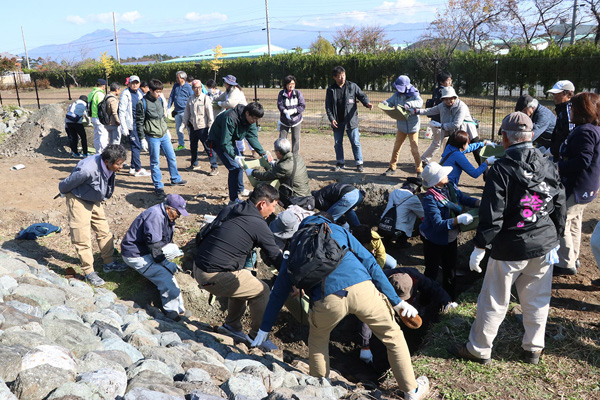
[208,45,227,80]
[98,51,115,79]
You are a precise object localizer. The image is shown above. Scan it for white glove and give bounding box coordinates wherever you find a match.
[250,329,269,347]
[393,301,418,318]
[430,120,442,128]
[469,247,486,273]
[283,109,290,118]
[217,101,224,107]
[162,243,183,261]
[381,100,389,106]
[486,155,497,165]
[486,141,498,148]
[234,155,245,168]
[288,108,297,115]
[141,138,148,152]
[359,348,373,364]
[245,168,254,176]
[457,213,474,225]
[165,129,171,140]
[59,193,66,198]
[442,302,459,313]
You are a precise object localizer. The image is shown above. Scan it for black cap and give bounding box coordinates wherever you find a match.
[97,78,107,86]
[515,94,534,112]
[79,95,88,102]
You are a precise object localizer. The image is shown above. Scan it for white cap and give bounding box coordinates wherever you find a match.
[128,75,140,83]
[547,80,575,94]
[422,162,453,188]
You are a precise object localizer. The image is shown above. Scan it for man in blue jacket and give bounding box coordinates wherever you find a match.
[251,214,430,400]
[168,71,194,151]
[58,145,129,287]
[515,94,556,149]
[121,194,189,321]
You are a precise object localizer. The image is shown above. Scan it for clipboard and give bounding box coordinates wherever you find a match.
[378,103,410,121]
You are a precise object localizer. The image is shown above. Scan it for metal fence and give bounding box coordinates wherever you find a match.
[1,57,595,141]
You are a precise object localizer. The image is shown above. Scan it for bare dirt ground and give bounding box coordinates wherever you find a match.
[0,119,599,398]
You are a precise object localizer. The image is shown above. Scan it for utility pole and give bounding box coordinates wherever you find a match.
[265,0,271,56]
[21,26,30,70]
[112,12,121,64]
[570,0,578,45]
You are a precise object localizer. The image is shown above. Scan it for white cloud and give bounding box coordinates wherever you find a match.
[185,12,227,22]
[120,11,142,24]
[66,15,86,25]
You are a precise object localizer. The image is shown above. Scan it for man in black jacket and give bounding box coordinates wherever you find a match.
[311,183,364,227]
[548,80,575,161]
[325,66,373,172]
[193,184,283,348]
[451,112,566,366]
[515,94,556,149]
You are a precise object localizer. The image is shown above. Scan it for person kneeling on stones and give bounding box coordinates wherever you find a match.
[252,212,430,400]
[193,184,283,349]
[120,194,190,321]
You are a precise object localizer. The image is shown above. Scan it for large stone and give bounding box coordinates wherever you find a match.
[138,346,190,376]
[47,382,101,400]
[21,345,78,373]
[125,329,159,348]
[0,346,23,382]
[155,331,183,347]
[267,384,347,400]
[176,382,227,398]
[224,355,269,375]
[183,368,212,383]
[189,391,227,400]
[99,308,123,326]
[87,350,133,369]
[43,318,103,357]
[101,337,143,363]
[82,312,122,331]
[77,351,126,375]
[0,378,18,400]
[127,359,174,380]
[0,303,42,329]
[77,368,128,398]
[181,360,231,384]
[109,303,130,319]
[16,273,52,287]
[13,364,76,400]
[222,373,268,400]
[12,284,66,312]
[124,387,185,400]
[122,310,151,326]
[5,300,43,318]
[0,276,18,292]
[194,344,226,365]
[126,370,183,397]
[91,320,124,339]
[0,330,53,347]
[43,305,83,324]
[4,321,46,336]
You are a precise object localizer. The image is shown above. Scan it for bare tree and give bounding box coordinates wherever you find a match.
[332,26,359,55]
[357,26,391,54]
[581,0,600,44]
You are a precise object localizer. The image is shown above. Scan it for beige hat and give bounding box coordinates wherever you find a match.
[389,273,414,300]
[441,86,458,99]
[422,162,453,188]
[501,112,533,132]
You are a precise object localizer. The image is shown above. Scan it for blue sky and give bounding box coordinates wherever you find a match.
[3,0,442,56]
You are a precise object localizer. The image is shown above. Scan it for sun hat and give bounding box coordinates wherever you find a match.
[440,86,458,99]
[393,75,411,92]
[500,112,533,132]
[422,162,453,188]
[547,80,575,94]
[165,194,189,217]
[269,209,300,239]
[223,75,239,86]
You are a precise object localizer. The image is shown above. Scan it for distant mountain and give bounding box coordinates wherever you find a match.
[24,22,430,62]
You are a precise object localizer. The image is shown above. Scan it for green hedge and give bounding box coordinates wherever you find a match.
[25,43,600,95]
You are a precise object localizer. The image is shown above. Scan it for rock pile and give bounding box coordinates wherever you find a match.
[0,106,31,137]
[0,248,366,400]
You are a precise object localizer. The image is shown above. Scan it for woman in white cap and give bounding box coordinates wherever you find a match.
[419,162,480,299]
[416,87,481,167]
[215,74,253,157]
[381,75,424,177]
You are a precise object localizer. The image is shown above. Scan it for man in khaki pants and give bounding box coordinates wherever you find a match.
[59,144,129,286]
[193,184,283,349]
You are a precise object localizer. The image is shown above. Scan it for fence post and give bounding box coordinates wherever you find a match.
[491,59,499,141]
[33,77,40,109]
[104,69,109,87]
[0,89,3,106]
[65,70,72,100]
[12,72,21,107]
[252,61,259,102]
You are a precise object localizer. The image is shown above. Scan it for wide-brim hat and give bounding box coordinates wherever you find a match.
[441,86,458,99]
[547,80,575,94]
[393,75,410,93]
[422,162,453,188]
[223,75,239,86]
[269,209,300,239]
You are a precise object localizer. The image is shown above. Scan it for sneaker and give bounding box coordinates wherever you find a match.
[383,168,396,176]
[404,376,430,400]
[228,198,243,206]
[155,188,166,196]
[239,189,250,197]
[216,324,252,344]
[334,163,345,172]
[449,343,491,365]
[175,145,186,151]
[258,338,278,352]
[71,152,81,158]
[552,266,577,276]
[134,169,151,177]
[85,272,106,287]
[208,167,219,176]
[123,162,130,168]
[356,164,364,173]
[522,350,542,364]
[103,261,129,273]
[129,168,136,175]
[171,180,187,186]
[192,165,202,171]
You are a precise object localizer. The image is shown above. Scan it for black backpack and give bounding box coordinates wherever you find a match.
[378,193,413,237]
[286,222,348,292]
[97,94,113,125]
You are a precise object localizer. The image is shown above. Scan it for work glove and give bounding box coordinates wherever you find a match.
[393,301,418,318]
[381,100,389,106]
[217,101,224,108]
[250,329,269,347]
[283,109,290,118]
[457,213,474,225]
[360,348,373,364]
[245,168,254,176]
[263,152,274,164]
[486,141,498,148]
[442,302,458,314]
[486,155,497,165]
[430,120,442,128]
[141,138,148,152]
[469,247,486,273]
[162,243,183,261]
[234,155,245,168]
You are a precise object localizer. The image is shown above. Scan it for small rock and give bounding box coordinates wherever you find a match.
[221,373,268,400]
[77,367,128,398]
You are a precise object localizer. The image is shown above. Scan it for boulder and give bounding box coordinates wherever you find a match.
[101,337,143,363]
[43,318,103,357]
[126,370,183,397]
[87,350,133,369]
[77,367,128,398]
[77,351,127,375]
[123,387,185,400]
[0,346,23,382]
[11,284,66,312]
[0,330,53,347]
[127,359,174,380]
[13,364,76,400]
[221,373,268,400]
[0,377,17,400]
[0,303,42,329]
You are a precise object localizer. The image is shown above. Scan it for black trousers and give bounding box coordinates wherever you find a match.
[66,123,88,155]
[422,236,457,300]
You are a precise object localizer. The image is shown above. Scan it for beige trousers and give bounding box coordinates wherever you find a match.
[66,193,114,275]
[308,280,417,393]
[389,131,422,173]
[557,195,587,270]
[420,126,448,164]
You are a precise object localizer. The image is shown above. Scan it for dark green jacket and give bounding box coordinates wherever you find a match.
[135,93,167,140]
[208,105,265,158]
[253,152,311,197]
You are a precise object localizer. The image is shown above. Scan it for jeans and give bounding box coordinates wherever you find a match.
[128,129,142,172]
[147,134,183,190]
[333,126,362,165]
[213,144,244,201]
[174,111,185,147]
[384,253,397,269]
[327,189,363,227]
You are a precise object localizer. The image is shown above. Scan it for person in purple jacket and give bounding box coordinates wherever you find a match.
[121,194,190,321]
[277,75,306,155]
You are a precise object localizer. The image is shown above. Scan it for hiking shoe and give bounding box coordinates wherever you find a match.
[129,168,136,175]
[523,350,542,364]
[404,376,430,400]
[383,168,396,176]
[592,278,600,288]
[85,272,105,287]
[239,189,250,197]
[356,164,364,173]
[134,168,151,177]
[334,163,345,172]
[175,145,186,151]
[208,167,219,176]
[217,324,252,344]
[553,266,577,276]
[171,180,187,186]
[71,152,81,158]
[449,343,491,365]
[155,188,166,196]
[228,198,243,206]
[258,338,278,352]
[103,261,129,273]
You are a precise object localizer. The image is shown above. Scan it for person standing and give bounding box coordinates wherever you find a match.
[381,75,423,177]
[548,80,575,161]
[451,112,566,365]
[168,71,194,151]
[65,95,89,157]
[104,82,122,145]
[325,66,373,172]
[277,75,305,155]
[136,79,187,196]
[182,79,216,174]
[58,145,129,287]
[214,75,250,156]
[555,92,600,276]
[421,71,452,166]
[118,75,150,177]
[88,78,108,154]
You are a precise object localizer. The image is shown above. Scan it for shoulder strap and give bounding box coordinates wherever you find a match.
[440,149,459,165]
